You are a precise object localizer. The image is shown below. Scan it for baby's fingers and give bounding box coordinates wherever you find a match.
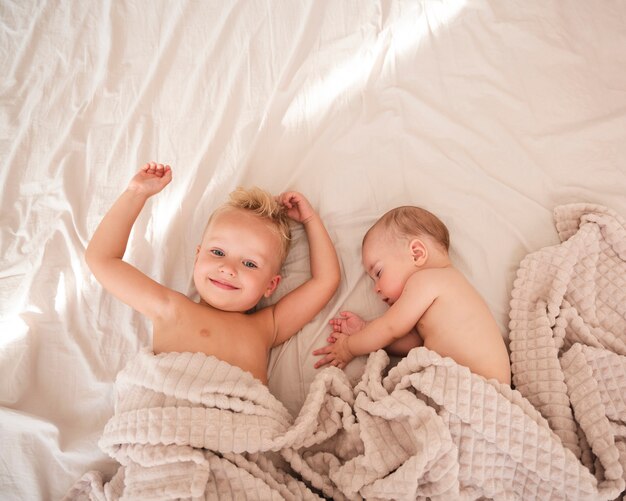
[314,353,335,369]
[329,318,344,331]
[312,345,332,357]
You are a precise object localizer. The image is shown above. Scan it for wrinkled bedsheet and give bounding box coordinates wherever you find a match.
[2,1,626,499]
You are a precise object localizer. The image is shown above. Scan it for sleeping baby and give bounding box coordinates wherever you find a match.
[86,162,340,384]
[313,205,511,385]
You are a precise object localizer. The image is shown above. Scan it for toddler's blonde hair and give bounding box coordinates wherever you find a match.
[207,187,292,265]
[364,206,450,252]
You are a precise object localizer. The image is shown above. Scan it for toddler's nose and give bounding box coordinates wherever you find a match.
[219,263,236,276]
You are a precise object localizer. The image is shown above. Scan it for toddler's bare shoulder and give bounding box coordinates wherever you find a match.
[248,305,278,345]
[155,289,195,322]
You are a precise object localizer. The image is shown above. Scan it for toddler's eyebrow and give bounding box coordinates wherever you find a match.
[206,244,268,267]
[246,252,270,266]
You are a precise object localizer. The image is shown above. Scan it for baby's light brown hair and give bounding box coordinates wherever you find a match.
[364,206,450,252]
[206,187,292,266]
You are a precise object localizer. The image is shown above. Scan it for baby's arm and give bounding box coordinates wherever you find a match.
[327,311,423,355]
[314,272,435,368]
[328,311,367,336]
[85,163,175,320]
[385,329,423,356]
[271,192,340,346]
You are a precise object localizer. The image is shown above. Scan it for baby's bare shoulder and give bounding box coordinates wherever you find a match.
[406,267,470,299]
[408,266,461,287]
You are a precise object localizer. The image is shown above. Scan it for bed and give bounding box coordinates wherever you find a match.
[1,1,625,499]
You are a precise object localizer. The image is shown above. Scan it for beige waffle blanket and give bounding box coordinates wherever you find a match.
[67,203,625,500]
[509,203,626,499]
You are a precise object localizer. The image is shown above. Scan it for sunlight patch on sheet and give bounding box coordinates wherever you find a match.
[0,315,29,348]
[149,162,237,243]
[394,0,466,52]
[282,0,466,129]
[281,51,372,129]
[54,271,67,313]
[148,197,178,244]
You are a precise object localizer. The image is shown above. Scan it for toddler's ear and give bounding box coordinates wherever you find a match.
[264,275,281,297]
[409,238,428,266]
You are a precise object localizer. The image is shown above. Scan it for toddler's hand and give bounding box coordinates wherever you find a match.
[278,191,315,224]
[313,333,354,370]
[127,162,172,197]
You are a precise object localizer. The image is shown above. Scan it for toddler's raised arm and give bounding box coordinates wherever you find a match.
[85,162,175,320]
[271,192,340,346]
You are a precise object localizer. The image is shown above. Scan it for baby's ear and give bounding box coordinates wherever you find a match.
[409,238,428,266]
[264,275,282,297]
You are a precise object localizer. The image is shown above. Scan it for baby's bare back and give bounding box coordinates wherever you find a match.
[152,294,274,384]
[417,268,511,384]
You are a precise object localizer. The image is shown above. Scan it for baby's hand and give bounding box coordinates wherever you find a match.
[278,191,315,224]
[127,162,172,197]
[313,333,354,370]
[328,311,366,341]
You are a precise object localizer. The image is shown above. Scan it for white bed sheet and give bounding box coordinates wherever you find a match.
[1,1,625,499]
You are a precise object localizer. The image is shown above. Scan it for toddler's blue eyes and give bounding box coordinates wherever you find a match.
[210,250,256,268]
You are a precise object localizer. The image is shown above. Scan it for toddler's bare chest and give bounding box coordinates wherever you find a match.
[153,308,270,372]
